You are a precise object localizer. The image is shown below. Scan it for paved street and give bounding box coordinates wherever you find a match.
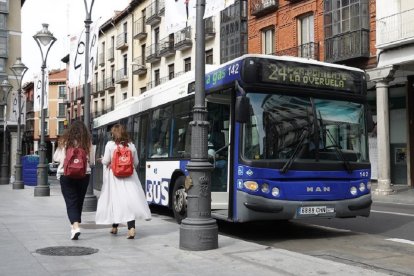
[0,179,389,276]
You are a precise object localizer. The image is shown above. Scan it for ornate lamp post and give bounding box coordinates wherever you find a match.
[33,23,56,197]
[10,58,28,190]
[82,0,98,212]
[0,79,12,185]
[179,0,218,250]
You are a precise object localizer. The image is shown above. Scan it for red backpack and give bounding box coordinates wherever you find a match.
[111,143,134,177]
[64,147,88,179]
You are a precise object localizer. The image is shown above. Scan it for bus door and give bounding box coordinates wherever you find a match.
[134,113,149,187]
[207,101,231,210]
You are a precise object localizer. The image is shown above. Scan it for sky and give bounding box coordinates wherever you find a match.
[21,0,130,82]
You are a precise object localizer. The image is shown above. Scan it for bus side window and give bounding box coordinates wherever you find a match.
[172,99,193,158]
[149,106,172,158]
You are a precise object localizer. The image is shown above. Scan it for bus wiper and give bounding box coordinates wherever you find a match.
[325,128,353,173]
[316,110,352,173]
[280,129,309,174]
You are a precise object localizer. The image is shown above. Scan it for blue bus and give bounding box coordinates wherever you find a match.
[93,54,372,223]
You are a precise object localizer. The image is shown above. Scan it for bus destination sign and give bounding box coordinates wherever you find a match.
[260,60,363,92]
[205,60,242,91]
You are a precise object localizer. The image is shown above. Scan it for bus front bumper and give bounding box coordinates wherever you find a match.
[236,191,372,222]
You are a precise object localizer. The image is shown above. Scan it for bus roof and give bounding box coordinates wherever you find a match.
[221,54,365,73]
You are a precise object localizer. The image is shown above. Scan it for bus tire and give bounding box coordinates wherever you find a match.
[172,176,187,224]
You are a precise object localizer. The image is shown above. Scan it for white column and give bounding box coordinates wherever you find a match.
[34,140,39,154]
[9,131,17,183]
[375,80,393,195]
[51,141,55,162]
[367,65,396,195]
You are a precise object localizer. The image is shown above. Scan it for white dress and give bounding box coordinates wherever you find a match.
[95,141,151,224]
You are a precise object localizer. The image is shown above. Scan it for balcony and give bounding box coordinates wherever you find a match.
[133,17,147,40]
[115,68,128,84]
[146,1,162,26]
[325,30,370,63]
[274,42,319,60]
[105,77,115,90]
[174,26,192,51]
[92,82,97,95]
[97,81,105,93]
[132,57,147,75]
[26,101,34,113]
[159,36,175,58]
[205,17,216,40]
[107,47,114,62]
[377,8,414,49]
[99,53,105,66]
[250,0,278,17]
[146,71,184,89]
[146,43,161,63]
[116,32,128,50]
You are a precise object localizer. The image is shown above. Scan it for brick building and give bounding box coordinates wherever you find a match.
[247,0,376,69]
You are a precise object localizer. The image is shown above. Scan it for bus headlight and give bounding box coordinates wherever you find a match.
[271,187,280,197]
[261,183,270,193]
[244,181,258,191]
[359,182,366,192]
[350,186,358,196]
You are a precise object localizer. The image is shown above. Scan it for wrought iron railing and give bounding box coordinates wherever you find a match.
[250,0,278,16]
[325,30,369,63]
[274,42,319,60]
[377,8,414,48]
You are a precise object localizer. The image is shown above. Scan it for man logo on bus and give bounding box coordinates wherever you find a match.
[307,186,331,192]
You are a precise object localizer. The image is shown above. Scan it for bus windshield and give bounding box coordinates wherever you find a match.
[242,93,368,163]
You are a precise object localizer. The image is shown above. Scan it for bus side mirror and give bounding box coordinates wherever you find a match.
[235,96,250,123]
[366,105,375,132]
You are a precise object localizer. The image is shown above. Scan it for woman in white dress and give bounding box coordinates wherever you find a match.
[95,124,151,239]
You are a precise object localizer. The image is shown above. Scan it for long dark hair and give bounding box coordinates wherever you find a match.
[60,120,91,154]
[111,124,130,145]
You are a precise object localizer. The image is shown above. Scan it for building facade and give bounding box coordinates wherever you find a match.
[0,0,25,184]
[66,0,248,124]
[32,69,67,161]
[368,0,414,193]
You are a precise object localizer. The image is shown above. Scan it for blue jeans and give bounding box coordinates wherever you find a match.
[60,175,90,224]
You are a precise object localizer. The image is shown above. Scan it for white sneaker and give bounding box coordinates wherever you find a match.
[71,227,80,240]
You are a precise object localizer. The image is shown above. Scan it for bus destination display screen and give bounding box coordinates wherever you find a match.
[260,59,364,93]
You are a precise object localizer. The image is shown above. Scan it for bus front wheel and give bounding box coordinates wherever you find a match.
[172,176,187,224]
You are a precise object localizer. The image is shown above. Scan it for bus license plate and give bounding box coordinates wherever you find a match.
[299,206,327,215]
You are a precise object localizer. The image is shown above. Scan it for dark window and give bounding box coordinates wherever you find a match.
[58,121,65,135]
[155,69,160,86]
[58,103,65,117]
[168,64,174,80]
[58,86,66,98]
[206,49,213,64]
[184,57,191,72]
[324,0,370,62]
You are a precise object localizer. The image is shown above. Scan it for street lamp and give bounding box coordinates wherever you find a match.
[10,58,28,190]
[0,79,13,185]
[82,0,98,212]
[179,0,218,250]
[33,23,56,197]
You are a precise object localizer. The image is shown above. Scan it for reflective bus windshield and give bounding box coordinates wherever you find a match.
[243,93,368,163]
